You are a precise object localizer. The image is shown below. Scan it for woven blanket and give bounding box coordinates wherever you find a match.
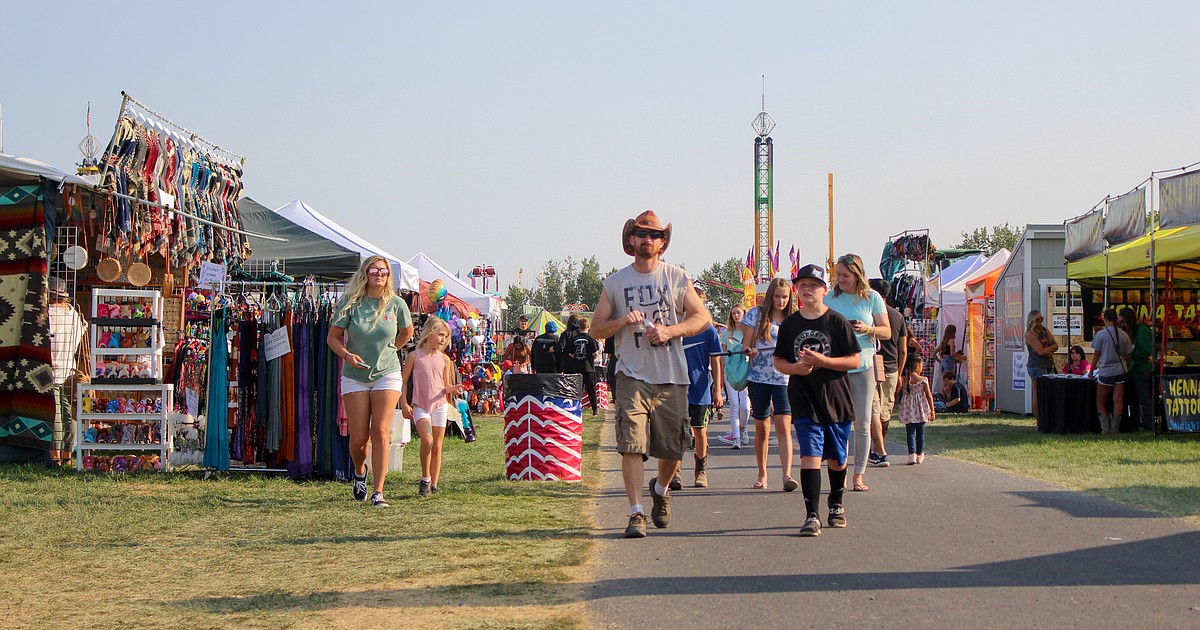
[0,185,56,450]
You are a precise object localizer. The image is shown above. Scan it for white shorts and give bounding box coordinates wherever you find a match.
[413,404,449,428]
[341,371,404,395]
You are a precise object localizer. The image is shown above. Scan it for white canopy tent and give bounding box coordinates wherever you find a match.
[406,252,499,316]
[273,200,419,291]
[928,254,987,383]
[0,153,97,186]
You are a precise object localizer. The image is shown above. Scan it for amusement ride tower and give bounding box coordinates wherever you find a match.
[751,81,775,282]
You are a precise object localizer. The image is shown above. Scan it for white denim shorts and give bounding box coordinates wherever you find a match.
[341,371,404,395]
[413,404,449,428]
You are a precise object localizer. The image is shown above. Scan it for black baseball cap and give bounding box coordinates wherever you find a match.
[792,264,827,286]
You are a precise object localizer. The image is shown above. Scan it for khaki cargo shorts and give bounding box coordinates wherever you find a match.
[873,370,899,420]
[615,373,689,461]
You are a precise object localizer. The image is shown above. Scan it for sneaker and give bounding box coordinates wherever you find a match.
[669,471,683,491]
[917,453,926,464]
[741,433,750,447]
[418,479,432,497]
[431,485,440,495]
[908,454,918,465]
[648,479,672,528]
[827,505,847,528]
[370,492,390,508]
[870,454,891,468]
[731,440,742,450]
[624,512,647,538]
[716,433,737,446]
[352,475,368,501]
[799,515,822,537]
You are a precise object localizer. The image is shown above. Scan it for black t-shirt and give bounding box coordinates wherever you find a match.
[774,309,860,425]
[559,331,598,373]
[877,306,907,372]
[531,332,561,373]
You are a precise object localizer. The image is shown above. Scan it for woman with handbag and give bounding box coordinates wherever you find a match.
[717,305,752,448]
[1088,308,1132,434]
[824,254,891,492]
[739,278,798,490]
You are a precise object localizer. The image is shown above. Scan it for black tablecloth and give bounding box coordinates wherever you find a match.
[1036,375,1098,434]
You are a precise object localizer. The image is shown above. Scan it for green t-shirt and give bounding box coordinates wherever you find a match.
[332,295,413,382]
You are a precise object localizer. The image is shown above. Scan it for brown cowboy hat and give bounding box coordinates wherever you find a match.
[621,210,672,256]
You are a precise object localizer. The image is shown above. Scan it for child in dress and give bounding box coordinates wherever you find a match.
[898,356,936,465]
[400,317,461,497]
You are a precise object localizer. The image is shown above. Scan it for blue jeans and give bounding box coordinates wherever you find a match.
[906,423,926,455]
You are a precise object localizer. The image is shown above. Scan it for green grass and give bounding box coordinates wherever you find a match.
[926,413,1200,519]
[0,415,601,630]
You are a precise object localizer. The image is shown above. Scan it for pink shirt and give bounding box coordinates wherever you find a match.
[411,348,449,411]
[1064,359,1091,375]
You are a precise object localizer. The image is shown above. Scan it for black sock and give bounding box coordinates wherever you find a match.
[800,468,822,517]
[828,467,847,508]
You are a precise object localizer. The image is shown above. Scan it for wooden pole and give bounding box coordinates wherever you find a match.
[827,173,835,272]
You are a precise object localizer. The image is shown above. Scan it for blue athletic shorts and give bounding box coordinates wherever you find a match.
[793,417,851,466]
[747,381,791,420]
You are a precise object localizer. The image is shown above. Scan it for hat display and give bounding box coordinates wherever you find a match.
[792,264,827,286]
[621,210,672,256]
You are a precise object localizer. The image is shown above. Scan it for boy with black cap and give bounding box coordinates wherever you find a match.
[774,264,861,537]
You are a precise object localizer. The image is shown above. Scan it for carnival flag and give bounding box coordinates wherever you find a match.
[745,247,754,274]
[789,245,800,279]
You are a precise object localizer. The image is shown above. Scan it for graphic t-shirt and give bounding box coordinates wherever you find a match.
[560,331,598,373]
[741,307,788,386]
[774,309,859,425]
[602,263,690,385]
[824,289,887,374]
[683,325,723,405]
[331,295,412,382]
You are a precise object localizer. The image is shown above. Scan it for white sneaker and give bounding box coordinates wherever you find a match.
[740,433,750,446]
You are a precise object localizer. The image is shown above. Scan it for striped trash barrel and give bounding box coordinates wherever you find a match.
[503,373,583,481]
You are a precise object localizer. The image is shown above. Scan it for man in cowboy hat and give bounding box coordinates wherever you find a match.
[591,210,711,538]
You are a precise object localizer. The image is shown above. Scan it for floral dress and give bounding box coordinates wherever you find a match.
[899,376,932,425]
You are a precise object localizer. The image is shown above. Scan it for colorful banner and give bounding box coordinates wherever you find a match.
[1080,287,1200,341]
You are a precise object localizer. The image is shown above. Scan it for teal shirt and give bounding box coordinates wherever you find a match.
[331,295,413,382]
[824,289,887,373]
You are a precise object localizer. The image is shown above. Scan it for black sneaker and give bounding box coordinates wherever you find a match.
[869,453,891,468]
[799,515,822,537]
[370,492,389,508]
[648,479,672,528]
[624,512,647,538]
[352,475,368,502]
[827,505,847,528]
[418,479,432,497]
[430,485,440,495]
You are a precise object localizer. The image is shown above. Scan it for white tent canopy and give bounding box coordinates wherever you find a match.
[274,200,419,291]
[927,254,987,307]
[406,252,499,315]
[0,153,97,186]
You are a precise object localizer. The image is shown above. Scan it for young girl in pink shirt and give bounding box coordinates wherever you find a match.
[401,317,460,497]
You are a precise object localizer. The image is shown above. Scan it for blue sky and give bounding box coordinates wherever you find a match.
[3,1,1198,296]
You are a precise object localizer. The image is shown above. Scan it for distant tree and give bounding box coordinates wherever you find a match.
[697,257,748,326]
[956,223,1021,255]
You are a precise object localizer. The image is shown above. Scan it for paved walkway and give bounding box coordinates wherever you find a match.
[585,417,1200,628]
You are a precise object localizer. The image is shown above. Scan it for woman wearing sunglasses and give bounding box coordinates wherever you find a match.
[327,256,415,507]
[824,253,890,492]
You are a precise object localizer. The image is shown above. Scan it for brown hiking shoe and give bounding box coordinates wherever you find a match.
[669,471,683,491]
[624,513,647,538]
[694,455,708,488]
[648,479,671,528]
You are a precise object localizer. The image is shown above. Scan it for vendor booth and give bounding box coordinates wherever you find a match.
[993,224,1069,415]
[1066,168,1200,434]
[959,249,1010,409]
[406,252,499,316]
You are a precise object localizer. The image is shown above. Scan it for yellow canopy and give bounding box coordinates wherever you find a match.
[1067,224,1200,281]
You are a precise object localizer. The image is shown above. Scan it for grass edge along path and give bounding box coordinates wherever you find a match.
[926,413,1200,521]
[0,414,603,630]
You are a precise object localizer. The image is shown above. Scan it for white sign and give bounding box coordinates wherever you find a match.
[1052,314,1082,336]
[1013,351,1027,391]
[263,326,292,361]
[197,261,227,292]
[185,388,199,418]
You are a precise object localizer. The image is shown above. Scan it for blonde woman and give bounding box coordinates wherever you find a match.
[739,278,799,490]
[1024,309,1059,422]
[400,317,461,496]
[717,304,752,448]
[824,254,890,492]
[327,256,415,508]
